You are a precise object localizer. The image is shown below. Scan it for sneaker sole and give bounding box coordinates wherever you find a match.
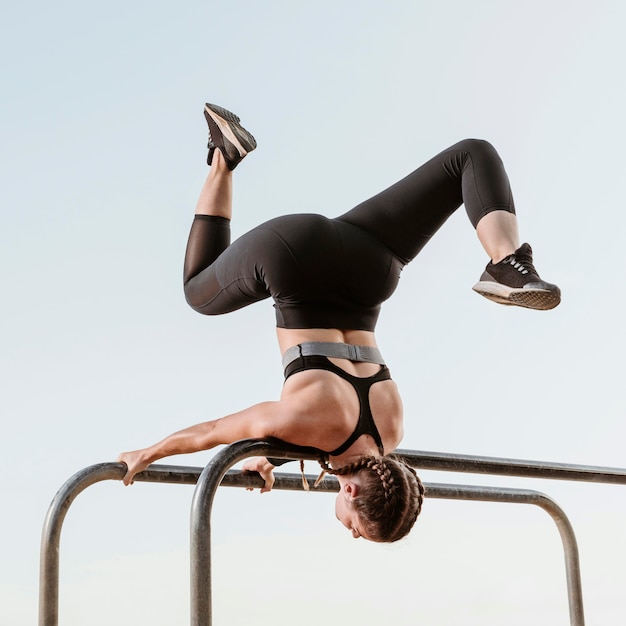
[204,103,257,159]
[472,281,561,310]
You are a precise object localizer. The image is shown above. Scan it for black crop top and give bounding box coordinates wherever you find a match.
[283,354,390,456]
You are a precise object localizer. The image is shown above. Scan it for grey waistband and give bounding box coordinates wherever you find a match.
[281,341,386,369]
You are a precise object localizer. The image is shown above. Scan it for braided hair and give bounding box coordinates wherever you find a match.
[319,455,425,542]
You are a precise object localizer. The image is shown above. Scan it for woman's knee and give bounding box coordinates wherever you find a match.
[455,137,497,156]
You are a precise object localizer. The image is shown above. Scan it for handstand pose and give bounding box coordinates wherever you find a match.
[118,103,560,542]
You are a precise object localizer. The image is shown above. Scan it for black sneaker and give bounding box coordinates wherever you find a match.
[472,243,561,310]
[204,103,257,170]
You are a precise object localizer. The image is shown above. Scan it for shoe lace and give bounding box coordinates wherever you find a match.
[508,248,537,276]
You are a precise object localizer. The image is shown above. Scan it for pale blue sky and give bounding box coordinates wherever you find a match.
[2,1,625,624]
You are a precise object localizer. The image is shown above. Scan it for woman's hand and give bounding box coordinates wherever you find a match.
[242,457,276,493]
[117,449,151,486]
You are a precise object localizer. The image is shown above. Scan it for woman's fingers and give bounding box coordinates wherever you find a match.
[242,457,275,493]
[259,468,275,493]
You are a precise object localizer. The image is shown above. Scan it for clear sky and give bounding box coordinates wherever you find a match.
[2,1,625,624]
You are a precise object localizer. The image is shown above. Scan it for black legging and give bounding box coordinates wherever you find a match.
[183,139,515,331]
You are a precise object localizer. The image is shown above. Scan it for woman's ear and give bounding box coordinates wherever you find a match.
[344,479,360,499]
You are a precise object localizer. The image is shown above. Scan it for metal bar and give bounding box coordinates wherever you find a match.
[425,483,585,626]
[39,464,124,626]
[189,440,301,626]
[43,440,618,626]
[38,462,202,626]
[396,449,626,484]
[190,441,585,626]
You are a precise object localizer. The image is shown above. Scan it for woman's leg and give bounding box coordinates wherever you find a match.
[183,112,271,316]
[194,149,233,219]
[183,112,240,291]
[337,139,560,309]
[183,150,233,297]
[475,210,519,263]
[337,139,515,263]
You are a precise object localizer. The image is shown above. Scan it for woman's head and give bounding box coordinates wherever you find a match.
[320,455,425,542]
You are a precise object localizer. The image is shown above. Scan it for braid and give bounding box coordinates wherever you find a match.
[318,455,375,476]
[404,462,426,518]
[321,455,425,542]
[372,458,397,503]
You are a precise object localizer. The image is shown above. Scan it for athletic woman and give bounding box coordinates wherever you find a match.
[118,103,560,543]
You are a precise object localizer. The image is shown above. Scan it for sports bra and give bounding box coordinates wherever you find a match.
[283,354,390,456]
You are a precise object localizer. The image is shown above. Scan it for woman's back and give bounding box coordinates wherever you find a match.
[278,328,403,462]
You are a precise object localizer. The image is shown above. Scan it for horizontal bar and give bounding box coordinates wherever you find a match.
[133,465,338,492]
[395,448,626,484]
[42,439,626,625]
[41,449,591,626]
[132,444,626,489]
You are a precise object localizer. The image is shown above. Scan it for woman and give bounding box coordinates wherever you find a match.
[118,103,560,543]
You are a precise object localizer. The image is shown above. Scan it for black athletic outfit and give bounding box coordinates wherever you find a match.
[183,139,515,331]
[183,138,515,459]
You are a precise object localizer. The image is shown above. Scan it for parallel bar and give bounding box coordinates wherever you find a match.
[43,440,625,626]
[396,449,626,484]
[39,463,198,626]
[39,456,335,625]
[425,483,584,625]
[98,445,626,488]
[220,470,339,492]
[39,464,123,626]
[190,441,305,626]
[189,441,586,626]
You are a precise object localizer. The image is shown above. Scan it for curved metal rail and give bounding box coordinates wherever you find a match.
[39,439,626,625]
[190,440,586,626]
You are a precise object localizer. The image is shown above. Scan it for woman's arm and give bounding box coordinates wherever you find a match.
[117,400,287,485]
